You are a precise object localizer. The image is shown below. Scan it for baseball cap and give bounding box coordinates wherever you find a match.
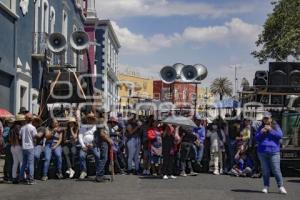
[263,111,272,118]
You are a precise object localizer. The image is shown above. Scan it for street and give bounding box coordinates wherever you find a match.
[0,174,299,200]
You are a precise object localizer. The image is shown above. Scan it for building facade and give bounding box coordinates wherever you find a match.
[153,80,214,114]
[0,1,18,113]
[0,0,89,114]
[94,20,120,115]
[118,72,154,113]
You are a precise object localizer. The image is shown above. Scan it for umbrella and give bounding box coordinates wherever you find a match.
[0,108,13,118]
[162,116,197,127]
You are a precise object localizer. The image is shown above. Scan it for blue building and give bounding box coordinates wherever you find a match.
[95,20,120,115]
[0,0,88,114]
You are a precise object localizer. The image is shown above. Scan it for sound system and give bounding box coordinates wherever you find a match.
[268,62,300,92]
[253,71,268,87]
[44,71,91,103]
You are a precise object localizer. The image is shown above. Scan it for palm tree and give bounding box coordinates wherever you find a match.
[210,77,233,101]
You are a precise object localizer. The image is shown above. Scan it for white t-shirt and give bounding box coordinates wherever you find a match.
[20,123,37,150]
[79,125,97,148]
[206,130,225,153]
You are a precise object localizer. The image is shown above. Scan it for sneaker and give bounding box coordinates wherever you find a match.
[56,173,64,179]
[65,169,70,174]
[189,171,198,176]
[163,175,168,180]
[213,170,220,175]
[152,173,158,177]
[41,176,48,181]
[279,186,287,194]
[95,176,105,182]
[180,172,187,177]
[262,187,268,194]
[220,169,224,174]
[69,169,75,179]
[170,175,177,179]
[27,180,36,185]
[79,171,87,179]
[12,178,19,184]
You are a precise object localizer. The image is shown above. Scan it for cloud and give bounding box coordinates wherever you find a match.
[111,18,262,54]
[182,18,262,45]
[95,0,255,19]
[111,21,180,54]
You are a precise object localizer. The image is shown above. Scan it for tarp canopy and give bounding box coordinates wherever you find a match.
[213,98,240,109]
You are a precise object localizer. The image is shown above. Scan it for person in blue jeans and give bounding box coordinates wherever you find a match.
[42,119,63,181]
[193,114,206,166]
[255,111,287,194]
[126,113,142,174]
[32,116,46,179]
[19,113,37,185]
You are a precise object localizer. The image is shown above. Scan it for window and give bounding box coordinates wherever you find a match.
[62,10,68,62]
[0,0,16,12]
[41,0,49,33]
[107,39,111,67]
[50,7,55,33]
[20,86,27,108]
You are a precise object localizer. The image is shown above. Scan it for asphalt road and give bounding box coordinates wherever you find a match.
[0,174,299,200]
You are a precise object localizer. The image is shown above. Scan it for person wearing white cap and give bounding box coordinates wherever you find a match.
[255,111,287,194]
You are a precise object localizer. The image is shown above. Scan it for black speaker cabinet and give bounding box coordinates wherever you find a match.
[268,62,300,93]
[44,71,91,103]
[253,71,268,87]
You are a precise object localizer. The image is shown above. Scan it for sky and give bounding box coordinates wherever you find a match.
[95,0,274,88]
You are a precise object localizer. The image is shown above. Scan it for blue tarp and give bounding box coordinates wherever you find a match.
[213,98,240,108]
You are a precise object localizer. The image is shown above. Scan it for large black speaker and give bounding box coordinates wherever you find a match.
[269,62,288,91]
[253,71,268,87]
[268,62,300,92]
[288,63,300,92]
[44,71,91,103]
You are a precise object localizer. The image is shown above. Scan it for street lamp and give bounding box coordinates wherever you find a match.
[228,65,242,97]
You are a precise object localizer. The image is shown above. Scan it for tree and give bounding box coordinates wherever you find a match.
[252,0,300,64]
[210,77,233,101]
[241,77,250,90]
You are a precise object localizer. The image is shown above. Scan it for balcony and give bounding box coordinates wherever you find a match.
[32,32,50,60]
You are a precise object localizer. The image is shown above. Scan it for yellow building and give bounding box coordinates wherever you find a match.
[118,72,154,112]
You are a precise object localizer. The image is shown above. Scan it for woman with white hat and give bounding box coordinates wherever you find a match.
[62,117,79,178]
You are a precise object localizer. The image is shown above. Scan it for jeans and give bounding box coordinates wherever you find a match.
[258,152,284,187]
[34,145,43,178]
[127,137,140,171]
[4,145,12,179]
[11,145,23,179]
[43,144,62,176]
[62,145,77,169]
[196,143,204,162]
[80,143,108,177]
[162,154,175,176]
[227,139,236,169]
[20,149,34,181]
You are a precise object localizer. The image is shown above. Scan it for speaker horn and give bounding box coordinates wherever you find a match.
[194,64,208,81]
[160,66,177,84]
[47,32,67,54]
[173,63,185,79]
[181,65,198,82]
[70,31,89,54]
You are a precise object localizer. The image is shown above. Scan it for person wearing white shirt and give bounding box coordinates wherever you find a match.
[206,123,226,175]
[78,113,99,180]
[19,114,37,185]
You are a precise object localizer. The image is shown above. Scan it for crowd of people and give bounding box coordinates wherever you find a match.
[0,108,287,194]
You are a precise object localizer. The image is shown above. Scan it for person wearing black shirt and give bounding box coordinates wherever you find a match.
[179,126,198,177]
[62,117,78,179]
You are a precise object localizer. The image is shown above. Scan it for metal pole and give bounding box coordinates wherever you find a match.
[194,83,198,116]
